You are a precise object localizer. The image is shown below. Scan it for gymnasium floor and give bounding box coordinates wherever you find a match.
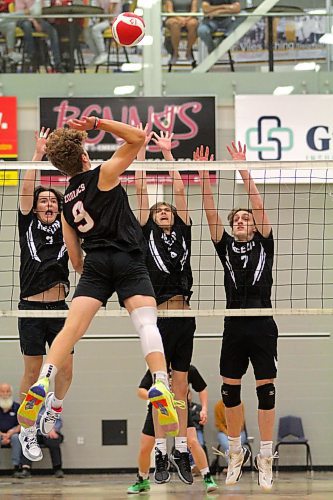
[0,472,332,499]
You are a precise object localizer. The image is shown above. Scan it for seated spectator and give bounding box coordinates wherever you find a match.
[214,399,247,455]
[84,0,122,66]
[21,403,64,478]
[198,0,241,53]
[0,0,22,63]
[0,383,22,477]
[164,0,198,64]
[14,0,66,72]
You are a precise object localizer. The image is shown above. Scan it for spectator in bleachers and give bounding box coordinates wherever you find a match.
[198,0,241,53]
[84,0,122,66]
[14,0,66,72]
[164,0,199,64]
[0,0,22,63]
[0,383,22,477]
[20,403,64,478]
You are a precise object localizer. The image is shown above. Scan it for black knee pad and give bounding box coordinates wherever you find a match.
[221,383,241,408]
[256,383,276,410]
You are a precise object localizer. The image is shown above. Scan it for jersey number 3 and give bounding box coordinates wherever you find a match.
[72,201,94,233]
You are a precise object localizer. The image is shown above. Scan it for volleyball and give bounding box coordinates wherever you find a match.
[111,12,145,47]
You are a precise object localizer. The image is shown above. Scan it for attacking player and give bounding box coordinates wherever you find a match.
[17,116,179,440]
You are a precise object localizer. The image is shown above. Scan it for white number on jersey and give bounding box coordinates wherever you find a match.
[72,201,94,233]
[241,255,248,268]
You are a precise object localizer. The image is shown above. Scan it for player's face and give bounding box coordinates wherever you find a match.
[35,191,59,224]
[232,210,256,241]
[153,205,174,231]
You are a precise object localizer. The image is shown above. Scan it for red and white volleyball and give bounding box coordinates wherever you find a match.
[112,12,145,47]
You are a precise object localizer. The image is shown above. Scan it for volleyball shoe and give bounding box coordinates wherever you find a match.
[17,377,49,428]
[148,380,184,437]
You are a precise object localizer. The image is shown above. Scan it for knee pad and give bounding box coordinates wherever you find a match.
[256,383,276,410]
[221,383,241,408]
[130,307,164,357]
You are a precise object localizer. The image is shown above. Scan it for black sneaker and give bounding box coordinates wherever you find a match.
[170,449,193,484]
[154,448,170,484]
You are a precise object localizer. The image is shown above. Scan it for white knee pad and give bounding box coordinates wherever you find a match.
[130,306,164,357]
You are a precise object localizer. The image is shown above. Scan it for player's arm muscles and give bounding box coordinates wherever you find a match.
[135,125,151,226]
[97,119,145,190]
[194,146,223,243]
[61,214,84,274]
[239,169,271,237]
[19,128,50,214]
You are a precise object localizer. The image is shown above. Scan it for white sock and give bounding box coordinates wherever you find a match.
[228,436,242,454]
[139,470,149,480]
[39,364,58,382]
[175,436,188,453]
[155,438,167,455]
[200,466,210,477]
[153,371,169,389]
[260,440,273,457]
[51,396,63,409]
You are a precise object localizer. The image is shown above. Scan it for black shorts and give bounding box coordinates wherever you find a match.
[142,403,193,437]
[73,248,155,306]
[220,317,278,380]
[18,300,68,356]
[157,317,195,372]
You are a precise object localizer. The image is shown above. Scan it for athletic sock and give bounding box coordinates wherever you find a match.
[200,466,210,477]
[39,364,58,382]
[139,470,149,480]
[175,436,187,453]
[155,438,167,455]
[228,436,242,454]
[153,371,169,389]
[51,396,63,409]
[260,440,273,457]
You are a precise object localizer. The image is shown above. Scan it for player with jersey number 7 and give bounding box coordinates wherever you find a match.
[17,116,180,440]
[196,142,278,491]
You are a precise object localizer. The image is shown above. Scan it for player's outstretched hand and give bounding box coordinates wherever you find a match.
[34,127,50,155]
[152,130,174,151]
[227,141,246,161]
[66,116,96,131]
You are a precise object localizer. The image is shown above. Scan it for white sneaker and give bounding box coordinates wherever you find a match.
[19,426,43,461]
[225,446,251,486]
[94,52,108,65]
[39,392,62,436]
[255,453,277,491]
[8,51,22,63]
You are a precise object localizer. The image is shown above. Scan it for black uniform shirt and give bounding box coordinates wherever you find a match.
[139,365,207,393]
[214,229,274,309]
[18,210,69,299]
[142,214,193,305]
[63,166,145,254]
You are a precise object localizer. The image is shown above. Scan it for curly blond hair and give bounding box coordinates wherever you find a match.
[45,128,88,177]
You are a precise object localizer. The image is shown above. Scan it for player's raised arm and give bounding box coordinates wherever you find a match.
[152,131,190,225]
[227,141,271,238]
[135,124,152,226]
[19,127,50,214]
[67,116,145,189]
[195,145,223,243]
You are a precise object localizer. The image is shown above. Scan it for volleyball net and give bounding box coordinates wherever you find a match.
[0,160,332,317]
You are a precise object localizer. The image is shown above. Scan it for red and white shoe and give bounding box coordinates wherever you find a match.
[39,392,62,436]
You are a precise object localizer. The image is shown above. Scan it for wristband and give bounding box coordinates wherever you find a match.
[93,117,100,130]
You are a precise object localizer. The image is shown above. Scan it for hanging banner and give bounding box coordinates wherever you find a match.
[0,96,18,185]
[235,94,333,183]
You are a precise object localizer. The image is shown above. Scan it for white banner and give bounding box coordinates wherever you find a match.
[235,95,333,183]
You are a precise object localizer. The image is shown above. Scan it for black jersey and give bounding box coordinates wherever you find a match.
[139,365,207,392]
[214,229,274,309]
[63,166,145,254]
[142,215,193,305]
[18,210,69,299]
